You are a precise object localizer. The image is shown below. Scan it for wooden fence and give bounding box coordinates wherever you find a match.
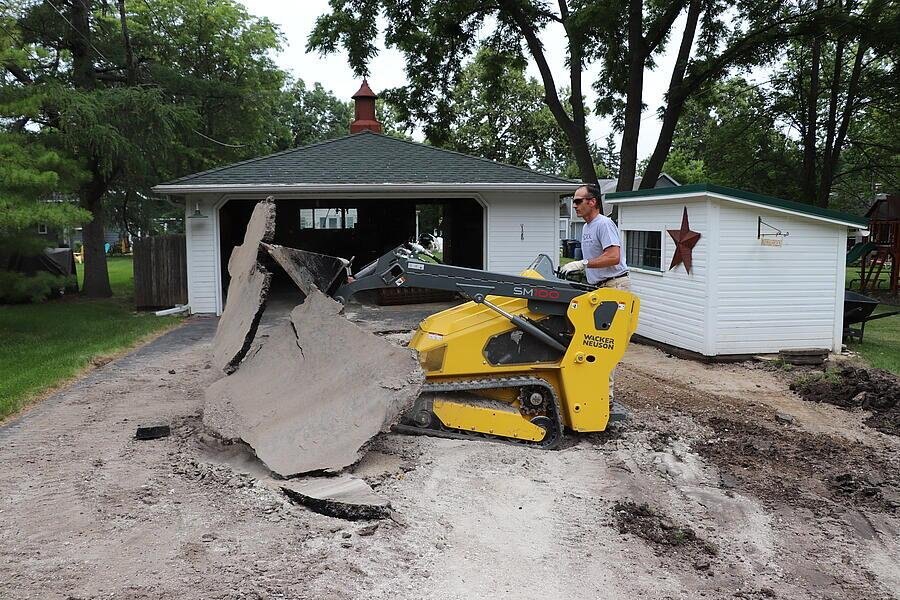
[133,235,188,310]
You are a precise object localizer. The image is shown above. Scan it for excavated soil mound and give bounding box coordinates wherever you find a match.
[790,366,900,437]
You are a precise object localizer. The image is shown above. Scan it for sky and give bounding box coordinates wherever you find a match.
[241,0,687,160]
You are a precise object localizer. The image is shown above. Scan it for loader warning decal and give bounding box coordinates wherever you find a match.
[583,334,615,350]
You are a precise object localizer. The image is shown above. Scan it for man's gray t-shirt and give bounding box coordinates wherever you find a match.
[581,215,628,284]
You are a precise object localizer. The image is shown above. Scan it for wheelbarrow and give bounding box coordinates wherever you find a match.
[843,290,900,343]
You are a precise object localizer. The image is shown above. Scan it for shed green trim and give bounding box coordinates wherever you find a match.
[606,183,868,228]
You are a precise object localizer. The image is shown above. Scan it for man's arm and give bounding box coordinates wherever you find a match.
[560,244,620,274]
[585,245,620,269]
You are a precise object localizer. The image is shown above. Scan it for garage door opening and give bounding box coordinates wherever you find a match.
[218,197,484,303]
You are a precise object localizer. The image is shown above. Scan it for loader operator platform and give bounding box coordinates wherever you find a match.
[559,184,630,291]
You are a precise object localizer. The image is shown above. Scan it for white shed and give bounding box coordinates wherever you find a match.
[605,184,868,357]
[152,130,577,315]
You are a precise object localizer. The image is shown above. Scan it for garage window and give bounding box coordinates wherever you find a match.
[625,230,662,271]
[300,208,358,230]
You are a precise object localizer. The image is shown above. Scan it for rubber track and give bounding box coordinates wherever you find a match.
[393,376,565,450]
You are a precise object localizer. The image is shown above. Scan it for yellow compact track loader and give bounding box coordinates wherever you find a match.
[315,244,640,449]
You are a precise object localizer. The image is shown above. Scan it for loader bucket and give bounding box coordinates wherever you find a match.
[262,243,349,297]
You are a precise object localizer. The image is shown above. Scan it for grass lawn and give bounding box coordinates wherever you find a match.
[0,256,182,420]
[846,305,900,375]
[845,264,899,374]
[845,265,892,291]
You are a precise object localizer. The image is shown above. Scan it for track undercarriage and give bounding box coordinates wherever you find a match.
[394,376,565,449]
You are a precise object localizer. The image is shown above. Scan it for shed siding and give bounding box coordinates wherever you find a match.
[483,191,559,275]
[713,202,842,353]
[619,199,709,354]
[185,196,219,315]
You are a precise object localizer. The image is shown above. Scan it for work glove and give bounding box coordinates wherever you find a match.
[559,259,588,275]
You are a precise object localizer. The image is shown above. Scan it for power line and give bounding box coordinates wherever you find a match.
[44,0,110,63]
[193,129,247,148]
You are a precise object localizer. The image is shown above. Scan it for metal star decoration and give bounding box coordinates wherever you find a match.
[667,207,701,273]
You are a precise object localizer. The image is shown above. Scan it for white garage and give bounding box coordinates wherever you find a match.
[152,130,578,315]
[606,184,869,356]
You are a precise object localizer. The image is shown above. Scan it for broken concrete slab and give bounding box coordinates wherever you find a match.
[211,197,276,374]
[203,287,424,476]
[280,474,391,520]
[262,243,348,297]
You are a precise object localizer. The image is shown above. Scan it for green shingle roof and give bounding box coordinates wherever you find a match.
[157,130,573,187]
[606,183,868,228]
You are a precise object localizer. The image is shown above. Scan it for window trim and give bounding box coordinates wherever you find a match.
[37,223,48,235]
[624,229,665,274]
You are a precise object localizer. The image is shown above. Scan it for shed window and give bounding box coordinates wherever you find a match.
[626,230,662,271]
[37,223,48,234]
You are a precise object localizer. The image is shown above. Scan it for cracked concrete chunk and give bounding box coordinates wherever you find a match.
[262,243,348,297]
[280,474,391,520]
[203,287,424,476]
[211,197,276,374]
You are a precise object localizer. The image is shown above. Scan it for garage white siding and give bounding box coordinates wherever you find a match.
[185,195,220,315]
[182,190,564,314]
[483,190,560,275]
[714,202,843,354]
[619,199,710,354]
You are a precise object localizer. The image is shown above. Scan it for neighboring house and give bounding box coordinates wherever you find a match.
[559,174,679,241]
[67,227,129,250]
[152,81,579,315]
[37,194,132,251]
[606,184,868,356]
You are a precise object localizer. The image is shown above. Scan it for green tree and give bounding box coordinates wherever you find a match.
[308,0,816,195]
[309,0,607,187]
[282,79,353,147]
[769,0,898,206]
[597,132,620,179]
[2,0,286,297]
[438,47,576,173]
[0,132,88,261]
[663,78,803,198]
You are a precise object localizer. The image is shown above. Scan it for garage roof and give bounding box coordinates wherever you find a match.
[606,183,868,228]
[154,130,575,192]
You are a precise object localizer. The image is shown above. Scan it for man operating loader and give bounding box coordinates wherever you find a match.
[559,184,630,290]
[560,184,630,405]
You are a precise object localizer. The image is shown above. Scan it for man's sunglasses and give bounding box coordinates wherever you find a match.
[573,196,595,205]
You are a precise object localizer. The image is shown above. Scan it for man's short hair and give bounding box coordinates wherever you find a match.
[577,184,602,203]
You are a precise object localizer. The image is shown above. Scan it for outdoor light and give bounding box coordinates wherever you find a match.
[188,201,208,219]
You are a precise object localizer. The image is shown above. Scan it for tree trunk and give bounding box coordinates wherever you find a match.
[801,0,823,205]
[617,0,645,192]
[504,1,599,200]
[70,0,112,297]
[117,0,137,86]
[70,0,95,91]
[640,94,688,188]
[640,0,701,188]
[80,169,112,298]
[817,41,867,207]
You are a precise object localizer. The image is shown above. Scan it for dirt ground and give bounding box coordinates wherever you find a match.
[1,303,898,600]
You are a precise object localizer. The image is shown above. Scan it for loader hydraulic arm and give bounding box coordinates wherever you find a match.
[332,246,594,355]
[333,245,589,308]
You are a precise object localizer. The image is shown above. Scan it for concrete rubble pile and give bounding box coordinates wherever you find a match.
[203,198,424,518]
